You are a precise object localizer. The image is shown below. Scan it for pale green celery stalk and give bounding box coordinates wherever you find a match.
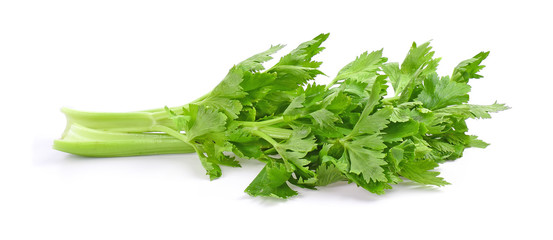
[60,90,211,133]
[61,91,213,133]
[62,107,292,139]
[61,107,182,133]
[54,124,195,157]
[56,103,293,157]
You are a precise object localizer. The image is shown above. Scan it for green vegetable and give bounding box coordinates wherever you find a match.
[54,33,508,198]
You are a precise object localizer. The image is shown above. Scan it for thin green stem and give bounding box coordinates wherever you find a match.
[382,96,400,105]
[259,126,292,139]
[249,129,279,146]
[248,128,295,171]
[237,116,285,127]
[325,77,340,90]
[151,125,189,143]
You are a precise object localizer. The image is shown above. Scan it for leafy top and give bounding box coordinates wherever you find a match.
[162,34,508,198]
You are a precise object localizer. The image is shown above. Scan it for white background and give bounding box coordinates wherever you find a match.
[1,0,551,239]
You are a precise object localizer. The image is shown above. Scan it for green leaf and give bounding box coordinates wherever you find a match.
[265,33,329,92]
[276,126,317,170]
[240,71,278,92]
[244,162,297,199]
[303,83,327,108]
[202,141,241,168]
[165,106,190,131]
[283,94,305,121]
[232,141,265,159]
[400,160,449,186]
[309,108,339,129]
[337,79,369,99]
[382,120,420,142]
[254,90,293,117]
[416,74,471,110]
[199,67,246,118]
[390,107,411,123]
[352,134,387,150]
[451,51,489,83]
[184,104,227,141]
[344,138,388,183]
[401,41,438,75]
[427,138,456,154]
[355,106,393,136]
[382,62,404,93]
[345,171,392,195]
[333,49,387,85]
[197,152,222,180]
[387,140,416,171]
[389,101,421,123]
[276,33,329,68]
[348,77,390,137]
[468,103,510,118]
[269,65,323,91]
[316,163,346,186]
[468,135,490,148]
[324,91,352,114]
[440,102,509,119]
[237,45,285,72]
[383,41,440,101]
